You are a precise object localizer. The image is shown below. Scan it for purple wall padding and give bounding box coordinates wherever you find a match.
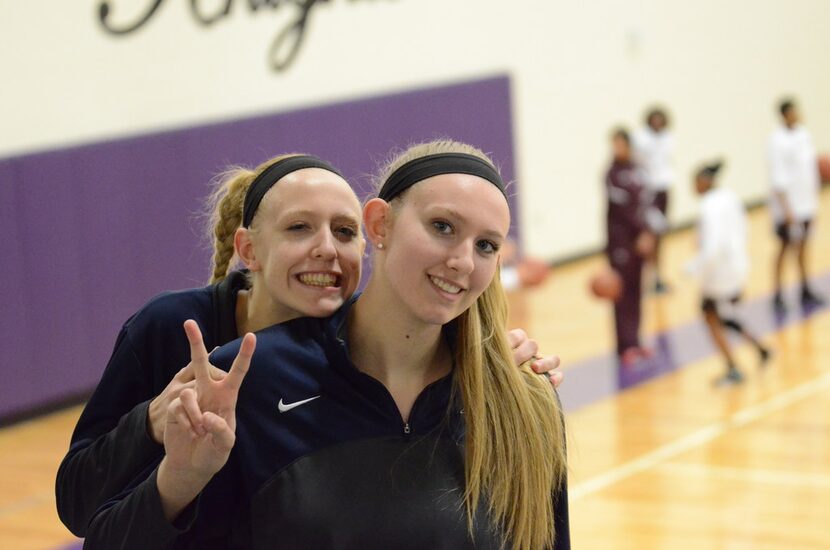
[0,75,517,420]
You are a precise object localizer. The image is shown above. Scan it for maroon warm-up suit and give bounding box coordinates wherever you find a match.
[605,159,649,356]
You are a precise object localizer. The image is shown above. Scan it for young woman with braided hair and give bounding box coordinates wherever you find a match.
[86,140,570,549]
[56,154,364,542]
[58,152,563,545]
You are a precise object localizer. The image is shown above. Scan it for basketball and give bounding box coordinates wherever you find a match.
[818,154,830,185]
[517,257,551,287]
[589,268,623,301]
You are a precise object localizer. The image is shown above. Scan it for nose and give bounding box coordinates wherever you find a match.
[446,241,475,275]
[312,230,337,260]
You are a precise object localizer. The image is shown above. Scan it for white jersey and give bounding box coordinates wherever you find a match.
[687,187,748,298]
[633,127,675,192]
[767,124,819,222]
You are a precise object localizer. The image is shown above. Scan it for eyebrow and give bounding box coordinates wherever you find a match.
[277,209,360,224]
[430,206,506,240]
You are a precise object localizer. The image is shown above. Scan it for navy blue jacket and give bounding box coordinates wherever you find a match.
[84,296,570,549]
[57,271,247,538]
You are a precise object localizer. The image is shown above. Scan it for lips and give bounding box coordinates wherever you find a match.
[429,275,463,294]
[297,272,340,287]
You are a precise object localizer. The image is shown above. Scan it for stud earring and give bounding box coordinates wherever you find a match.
[376,243,384,250]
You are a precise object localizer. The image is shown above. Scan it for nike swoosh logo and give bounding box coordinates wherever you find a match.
[278,395,321,413]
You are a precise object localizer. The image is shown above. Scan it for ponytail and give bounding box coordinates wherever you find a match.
[456,274,567,550]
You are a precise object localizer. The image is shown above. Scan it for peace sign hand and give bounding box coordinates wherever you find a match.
[156,320,255,521]
[147,359,228,445]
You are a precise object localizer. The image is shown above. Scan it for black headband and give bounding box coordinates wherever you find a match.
[378,153,506,201]
[242,155,345,228]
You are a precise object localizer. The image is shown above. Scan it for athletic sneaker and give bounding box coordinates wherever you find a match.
[772,293,787,313]
[758,347,772,367]
[653,279,671,294]
[713,368,744,387]
[619,346,655,367]
[620,347,641,367]
[801,289,826,307]
[637,346,655,359]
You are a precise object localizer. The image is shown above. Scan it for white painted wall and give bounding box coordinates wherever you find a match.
[2,0,828,260]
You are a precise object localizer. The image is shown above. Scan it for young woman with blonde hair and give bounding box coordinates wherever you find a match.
[87,140,569,549]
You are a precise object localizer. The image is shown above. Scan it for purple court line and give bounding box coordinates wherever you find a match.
[559,270,830,412]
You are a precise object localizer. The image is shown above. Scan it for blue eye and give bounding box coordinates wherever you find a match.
[432,220,453,234]
[476,240,499,254]
[335,226,358,240]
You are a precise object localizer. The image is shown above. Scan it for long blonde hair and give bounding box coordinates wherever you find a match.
[203,153,300,284]
[376,140,567,549]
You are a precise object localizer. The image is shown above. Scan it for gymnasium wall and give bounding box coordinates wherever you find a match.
[0,76,516,420]
[2,0,829,416]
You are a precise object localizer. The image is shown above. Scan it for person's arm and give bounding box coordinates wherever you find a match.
[768,137,795,224]
[84,321,255,548]
[56,327,164,536]
[697,199,725,283]
[608,169,649,234]
[633,177,667,255]
[773,190,794,225]
[57,313,232,537]
[83,469,200,550]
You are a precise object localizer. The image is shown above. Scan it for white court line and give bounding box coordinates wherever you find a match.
[656,463,830,489]
[569,371,830,502]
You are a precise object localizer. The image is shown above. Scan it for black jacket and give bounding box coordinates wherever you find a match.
[85,297,570,549]
[56,271,246,537]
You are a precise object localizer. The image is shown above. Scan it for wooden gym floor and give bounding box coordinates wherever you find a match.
[1,187,828,549]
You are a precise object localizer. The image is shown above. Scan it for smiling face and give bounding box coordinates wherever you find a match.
[240,168,364,321]
[376,173,510,326]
